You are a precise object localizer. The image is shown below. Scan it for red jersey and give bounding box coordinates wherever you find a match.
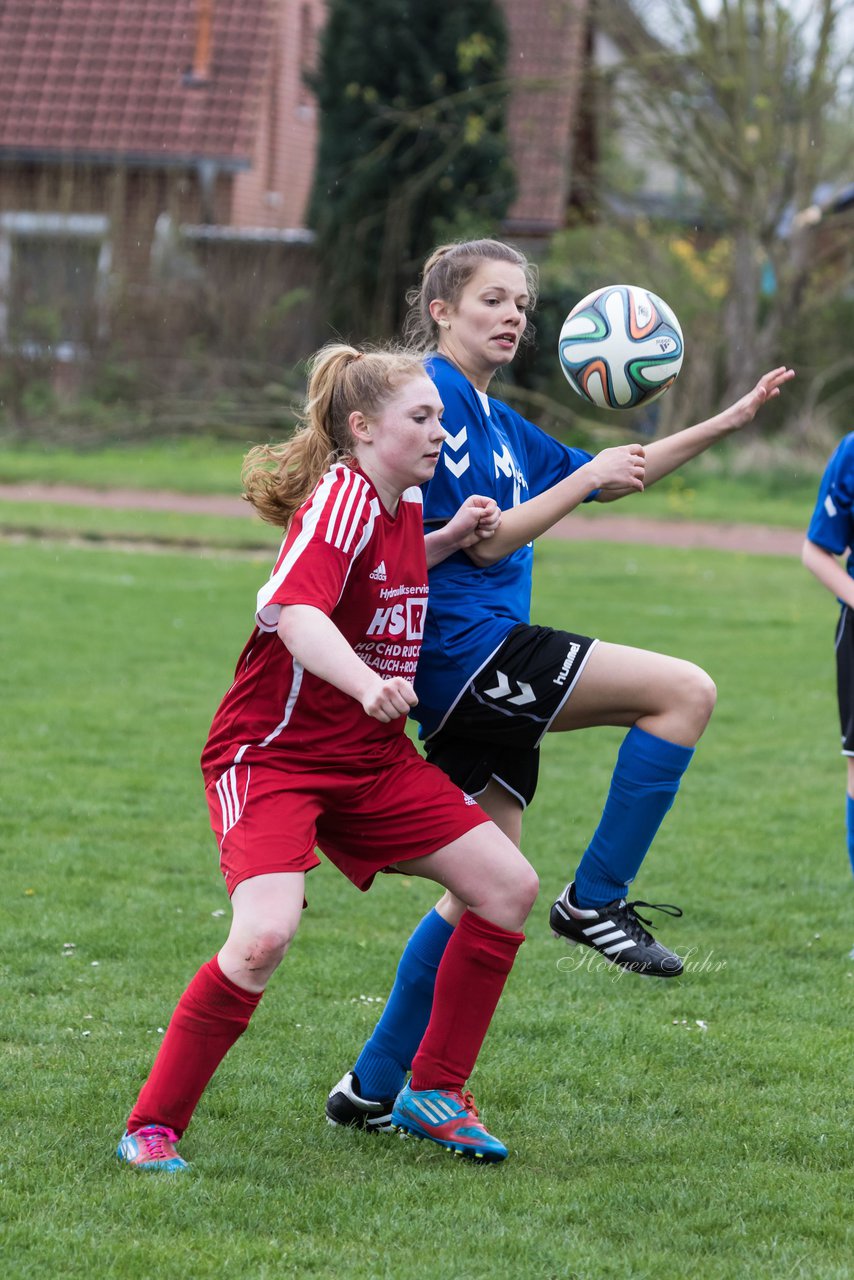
[201,464,429,779]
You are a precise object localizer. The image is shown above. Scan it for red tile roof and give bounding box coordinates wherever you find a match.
[0,0,275,167]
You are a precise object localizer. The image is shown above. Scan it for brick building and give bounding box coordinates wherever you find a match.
[0,0,589,355]
[0,0,324,354]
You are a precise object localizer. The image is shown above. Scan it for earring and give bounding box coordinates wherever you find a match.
[438,319,450,330]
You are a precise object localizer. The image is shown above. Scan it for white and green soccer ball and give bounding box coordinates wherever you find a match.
[558,284,684,410]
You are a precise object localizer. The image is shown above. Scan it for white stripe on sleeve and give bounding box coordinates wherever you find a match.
[325,469,355,547]
[255,469,357,629]
[333,474,364,550]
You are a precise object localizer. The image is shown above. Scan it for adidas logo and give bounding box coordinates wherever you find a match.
[369,561,387,581]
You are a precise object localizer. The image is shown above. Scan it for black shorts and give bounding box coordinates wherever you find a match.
[835,605,854,754]
[424,623,597,808]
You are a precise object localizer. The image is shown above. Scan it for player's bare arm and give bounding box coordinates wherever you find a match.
[463,443,646,567]
[277,603,417,722]
[598,366,796,499]
[802,538,854,612]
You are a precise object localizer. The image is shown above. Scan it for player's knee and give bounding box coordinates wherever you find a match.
[518,864,539,918]
[495,860,539,926]
[691,664,717,726]
[674,661,716,734]
[237,924,296,977]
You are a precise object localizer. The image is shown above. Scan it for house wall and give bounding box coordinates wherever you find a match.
[231,0,325,229]
[0,165,119,235]
[0,162,233,276]
[0,156,320,365]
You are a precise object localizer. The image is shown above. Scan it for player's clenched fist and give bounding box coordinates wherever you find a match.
[469,494,501,540]
[448,494,502,548]
[590,443,646,493]
[362,676,419,722]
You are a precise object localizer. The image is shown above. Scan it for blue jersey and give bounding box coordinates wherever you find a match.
[806,432,854,581]
[414,354,594,737]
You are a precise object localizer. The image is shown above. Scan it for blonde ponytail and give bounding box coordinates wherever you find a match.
[243,343,425,528]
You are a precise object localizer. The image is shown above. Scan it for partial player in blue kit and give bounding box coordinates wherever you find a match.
[802,432,854,955]
[326,238,794,1133]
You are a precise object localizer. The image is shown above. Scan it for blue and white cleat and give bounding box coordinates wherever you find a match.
[117,1124,188,1172]
[325,1070,396,1132]
[391,1083,508,1162]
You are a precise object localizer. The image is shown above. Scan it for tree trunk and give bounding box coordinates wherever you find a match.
[722,226,763,404]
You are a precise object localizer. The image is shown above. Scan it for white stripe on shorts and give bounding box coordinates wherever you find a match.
[215,765,250,843]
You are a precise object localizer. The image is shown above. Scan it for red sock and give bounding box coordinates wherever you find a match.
[410,910,524,1092]
[126,955,262,1138]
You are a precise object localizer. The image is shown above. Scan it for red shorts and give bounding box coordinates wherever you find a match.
[204,738,491,895]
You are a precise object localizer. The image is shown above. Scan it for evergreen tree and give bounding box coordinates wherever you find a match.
[309,0,515,338]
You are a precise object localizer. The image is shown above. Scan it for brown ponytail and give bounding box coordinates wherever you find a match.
[243,343,425,528]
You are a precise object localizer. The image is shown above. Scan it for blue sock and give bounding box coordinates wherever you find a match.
[573,725,695,907]
[353,908,454,1101]
[846,795,854,879]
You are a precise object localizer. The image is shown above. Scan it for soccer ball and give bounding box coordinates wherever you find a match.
[558,284,684,410]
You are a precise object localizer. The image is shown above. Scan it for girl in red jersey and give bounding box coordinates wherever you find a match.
[117,344,538,1171]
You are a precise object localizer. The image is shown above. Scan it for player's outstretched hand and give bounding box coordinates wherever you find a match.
[448,494,502,548]
[591,443,646,493]
[728,366,795,429]
[362,676,418,723]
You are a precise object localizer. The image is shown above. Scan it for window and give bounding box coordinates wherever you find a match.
[0,212,111,359]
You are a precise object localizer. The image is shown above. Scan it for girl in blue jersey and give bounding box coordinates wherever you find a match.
[326,240,793,1132]
[802,433,854,956]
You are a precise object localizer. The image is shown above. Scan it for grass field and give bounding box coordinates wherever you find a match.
[0,437,249,494]
[2,518,852,1278]
[0,435,823,530]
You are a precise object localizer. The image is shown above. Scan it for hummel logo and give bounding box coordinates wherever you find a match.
[443,425,470,479]
[553,642,580,687]
[369,561,387,581]
[484,670,536,706]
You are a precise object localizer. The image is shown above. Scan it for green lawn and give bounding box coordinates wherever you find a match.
[0,437,249,494]
[0,436,823,530]
[2,531,851,1279]
[0,496,278,551]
